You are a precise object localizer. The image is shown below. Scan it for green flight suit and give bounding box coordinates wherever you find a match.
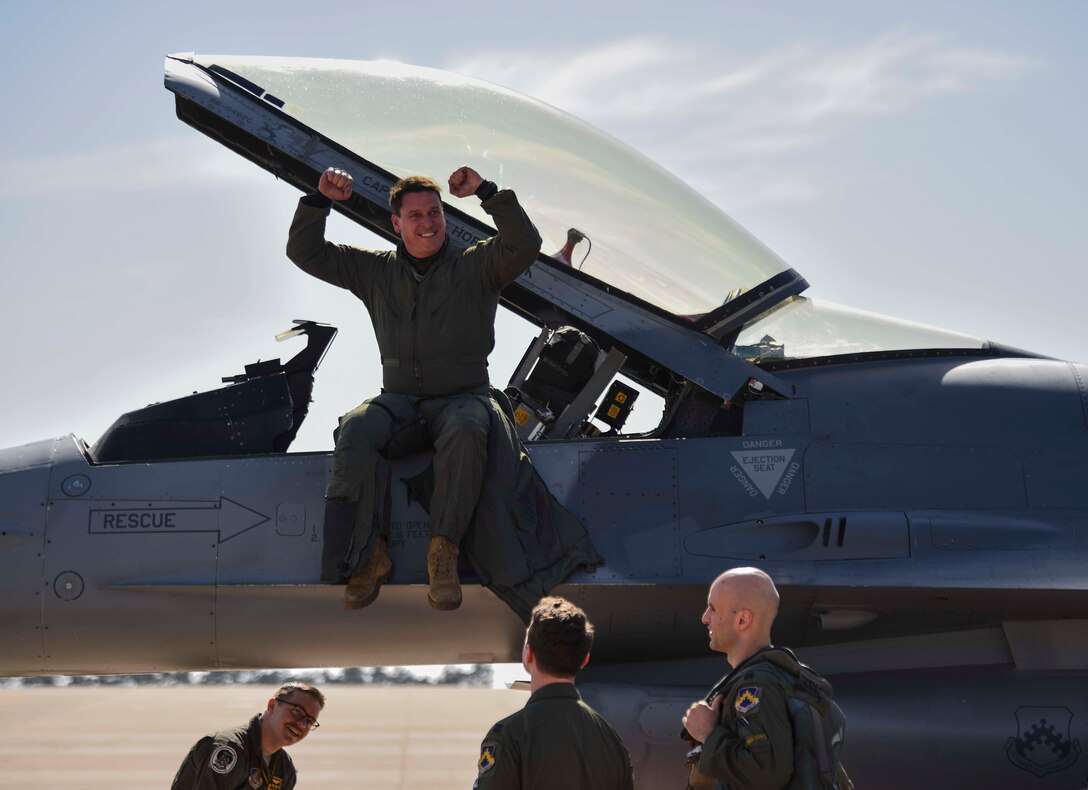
[474,683,635,790]
[402,387,603,622]
[171,715,296,790]
[286,188,540,398]
[689,646,846,790]
[285,187,541,573]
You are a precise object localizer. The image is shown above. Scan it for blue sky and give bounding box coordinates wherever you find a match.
[1,0,1085,451]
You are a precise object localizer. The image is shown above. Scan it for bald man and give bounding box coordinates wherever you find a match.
[680,568,849,790]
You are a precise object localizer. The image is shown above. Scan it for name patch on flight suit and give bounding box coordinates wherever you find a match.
[735,687,761,715]
[209,745,238,774]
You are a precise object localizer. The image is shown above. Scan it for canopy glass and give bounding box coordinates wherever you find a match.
[192,55,987,359]
[194,54,792,316]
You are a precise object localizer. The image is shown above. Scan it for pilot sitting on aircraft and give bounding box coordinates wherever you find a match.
[287,166,599,615]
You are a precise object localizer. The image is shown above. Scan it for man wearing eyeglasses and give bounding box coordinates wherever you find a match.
[171,681,325,789]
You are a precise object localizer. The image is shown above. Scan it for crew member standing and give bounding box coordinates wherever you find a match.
[171,681,324,790]
[681,568,850,789]
[473,596,634,789]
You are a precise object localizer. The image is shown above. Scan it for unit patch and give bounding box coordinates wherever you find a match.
[1006,706,1081,777]
[735,687,762,715]
[478,743,497,775]
[209,745,238,774]
[248,767,264,787]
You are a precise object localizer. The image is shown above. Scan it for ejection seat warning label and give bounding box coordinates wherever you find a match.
[730,440,798,499]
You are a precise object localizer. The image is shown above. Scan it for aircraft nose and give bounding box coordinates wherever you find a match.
[0,439,53,549]
[0,437,54,676]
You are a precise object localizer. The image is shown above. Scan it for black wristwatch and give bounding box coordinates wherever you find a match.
[474,180,499,201]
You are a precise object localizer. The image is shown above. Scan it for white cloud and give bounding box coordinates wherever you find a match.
[797,34,1036,121]
[446,33,1037,208]
[0,136,273,200]
[2,34,1035,211]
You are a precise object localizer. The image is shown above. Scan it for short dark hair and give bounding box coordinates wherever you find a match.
[275,681,325,709]
[526,597,594,678]
[389,175,442,215]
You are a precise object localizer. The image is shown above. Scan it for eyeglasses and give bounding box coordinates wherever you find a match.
[275,697,321,730]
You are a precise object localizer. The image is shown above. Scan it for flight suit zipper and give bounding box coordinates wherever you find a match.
[411,279,423,393]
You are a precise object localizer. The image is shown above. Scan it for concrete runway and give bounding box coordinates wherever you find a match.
[0,684,526,788]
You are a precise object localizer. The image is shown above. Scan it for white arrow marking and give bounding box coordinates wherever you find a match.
[87,498,269,543]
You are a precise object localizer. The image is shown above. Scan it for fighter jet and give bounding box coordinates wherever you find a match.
[0,54,1085,789]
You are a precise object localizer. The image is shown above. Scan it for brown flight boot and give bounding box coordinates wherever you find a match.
[427,535,462,611]
[343,537,393,610]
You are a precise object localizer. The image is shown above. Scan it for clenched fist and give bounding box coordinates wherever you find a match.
[448,166,484,198]
[318,167,354,201]
[682,695,722,744]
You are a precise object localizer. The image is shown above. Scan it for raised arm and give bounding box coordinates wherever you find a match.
[450,165,543,290]
[286,167,382,291]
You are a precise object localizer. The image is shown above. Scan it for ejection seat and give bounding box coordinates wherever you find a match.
[89,321,336,463]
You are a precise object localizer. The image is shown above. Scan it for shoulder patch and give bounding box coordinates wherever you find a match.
[209,744,238,774]
[478,743,497,775]
[735,686,762,715]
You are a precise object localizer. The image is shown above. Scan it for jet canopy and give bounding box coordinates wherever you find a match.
[176,54,990,370]
[189,54,790,318]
